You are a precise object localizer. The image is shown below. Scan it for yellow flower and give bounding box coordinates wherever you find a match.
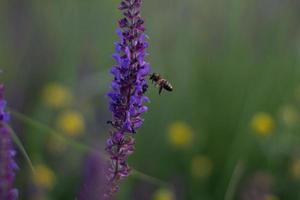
[264,194,280,200]
[279,105,299,127]
[167,121,193,148]
[152,188,175,200]
[33,164,56,189]
[251,112,275,136]
[191,155,213,179]
[56,110,85,136]
[290,159,300,179]
[42,83,72,108]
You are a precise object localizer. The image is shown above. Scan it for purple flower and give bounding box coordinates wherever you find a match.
[105,0,150,198]
[0,84,18,200]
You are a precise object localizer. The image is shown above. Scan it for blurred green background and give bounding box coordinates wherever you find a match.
[1,0,300,199]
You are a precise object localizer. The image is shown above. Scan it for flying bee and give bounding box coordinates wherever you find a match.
[149,73,173,95]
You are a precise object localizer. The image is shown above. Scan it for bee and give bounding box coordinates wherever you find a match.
[149,73,173,95]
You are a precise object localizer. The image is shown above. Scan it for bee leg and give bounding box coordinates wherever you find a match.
[159,86,163,95]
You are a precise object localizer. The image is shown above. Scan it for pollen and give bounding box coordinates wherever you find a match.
[167,121,193,148]
[191,155,213,179]
[152,188,175,200]
[42,83,72,108]
[251,112,275,136]
[33,164,56,189]
[56,110,85,136]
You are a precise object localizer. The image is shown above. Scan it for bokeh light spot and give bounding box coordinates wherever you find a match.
[152,188,175,200]
[56,110,85,137]
[191,155,213,179]
[42,83,72,108]
[167,121,193,148]
[251,112,275,136]
[33,164,56,189]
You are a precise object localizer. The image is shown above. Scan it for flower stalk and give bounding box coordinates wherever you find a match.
[0,84,18,200]
[105,0,150,197]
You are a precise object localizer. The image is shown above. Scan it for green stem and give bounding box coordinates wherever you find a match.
[224,160,245,200]
[10,109,102,156]
[4,123,35,174]
[131,169,168,187]
[9,108,168,187]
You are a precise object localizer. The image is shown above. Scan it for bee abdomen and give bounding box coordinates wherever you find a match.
[163,81,173,91]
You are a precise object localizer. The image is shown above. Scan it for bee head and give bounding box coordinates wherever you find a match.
[149,73,160,81]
